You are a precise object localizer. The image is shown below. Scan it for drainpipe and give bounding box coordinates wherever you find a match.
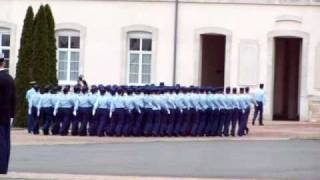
[172,0,179,85]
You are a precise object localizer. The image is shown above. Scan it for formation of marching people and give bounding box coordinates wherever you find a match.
[26,81,265,137]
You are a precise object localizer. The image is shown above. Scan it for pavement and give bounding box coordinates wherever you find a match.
[1,121,320,180]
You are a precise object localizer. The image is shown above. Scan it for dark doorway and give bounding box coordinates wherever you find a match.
[273,37,301,121]
[201,34,226,87]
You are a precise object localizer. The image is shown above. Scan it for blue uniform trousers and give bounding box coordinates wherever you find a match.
[151,110,161,136]
[189,108,200,136]
[223,109,233,136]
[206,109,219,136]
[0,123,10,174]
[166,109,178,136]
[253,101,263,125]
[31,106,40,134]
[96,108,109,137]
[132,109,144,136]
[114,108,126,136]
[51,111,62,135]
[71,113,79,136]
[122,109,133,137]
[59,108,73,136]
[173,109,184,136]
[230,109,240,136]
[40,107,53,135]
[78,107,92,136]
[217,109,227,136]
[143,108,154,136]
[159,109,169,136]
[197,109,210,136]
[27,114,33,133]
[181,108,193,136]
[237,109,246,136]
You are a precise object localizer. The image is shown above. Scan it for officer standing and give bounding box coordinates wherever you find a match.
[253,84,265,126]
[76,86,92,136]
[0,55,16,174]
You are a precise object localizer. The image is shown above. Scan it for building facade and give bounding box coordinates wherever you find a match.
[1,0,320,121]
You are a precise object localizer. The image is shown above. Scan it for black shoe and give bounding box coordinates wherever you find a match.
[252,122,255,126]
[259,123,264,126]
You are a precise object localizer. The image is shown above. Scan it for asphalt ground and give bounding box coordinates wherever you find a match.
[7,139,320,180]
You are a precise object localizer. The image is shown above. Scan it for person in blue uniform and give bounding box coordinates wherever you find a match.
[28,85,41,134]
[164,87,177,137]
[111,87,126,136]
[93,86,112,137]
[229,88,241,137]
[132,88,144,136]
[244,87,255,134]
[237,88,248,136]
[222,87,233,137]
[88,85,99,136]
[76,86,93,136]
[54,86,74,136]
[253,84,265,126]
[205,88,220,136]
[71,85,81,136]
[50,86,60,135]
[37,85,54,135]
[216,88,228,136]
[26,81,37,133]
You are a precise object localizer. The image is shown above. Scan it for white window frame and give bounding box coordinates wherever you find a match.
[0,28,10,69]
[127,32,152,85]
[56,30,80,85]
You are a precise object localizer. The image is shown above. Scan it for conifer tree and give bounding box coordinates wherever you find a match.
[45,4,58,85]
[32,5,49,87]
[15,6,34,127]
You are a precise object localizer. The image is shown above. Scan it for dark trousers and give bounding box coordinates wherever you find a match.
[40,107,53,135]
[152,110,161,136]
[253,101,264,125]
[238,109,247,136]
[217,109,226,136]
[114,108,126,136]
[206,109,219,136]
[122,109,133,136]
[223,109,233,136]
[143,108,154,136]
[59,108,73,136]
[78,107,92,136]
[189,109,200,136]
[0,123,10,174]
[166,109,178,136]
[71,113,79,136]
[27,114,33,133]
[173,109,184,136]
[96,108,109,137]
[197,109,210,136]
[159,109,170,136]
[89,112,98,136]
[51,111,61,135]
[31,106,40,134]
[132,109,144,136]
[180,108,191,136]
[230,109,240,136]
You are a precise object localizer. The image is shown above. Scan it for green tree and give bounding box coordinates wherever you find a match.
[44,4,58,85]
[15,6,34,127]
[32,5,49,87]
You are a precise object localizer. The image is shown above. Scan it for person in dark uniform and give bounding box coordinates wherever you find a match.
[77,75,88,87]
[0,55,16,174]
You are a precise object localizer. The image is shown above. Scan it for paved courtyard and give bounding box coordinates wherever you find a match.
[1,121,320,180]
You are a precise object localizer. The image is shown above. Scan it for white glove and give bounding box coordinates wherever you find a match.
[167,109,170,114]
[138,109,141,114]
[37,110,40,117]
[92,110,96,116]
[109,112,112,118]
[73,111,77,116]
[10,118,14,126]
[28,109,31,115]
[53,110,57,116]
[180,109,183,113]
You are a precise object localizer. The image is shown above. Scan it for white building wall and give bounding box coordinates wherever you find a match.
[1,0,320,120]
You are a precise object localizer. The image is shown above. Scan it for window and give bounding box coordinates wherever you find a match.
[0,28,10,68]
[56,30,80,82]
[128,32,152,84]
